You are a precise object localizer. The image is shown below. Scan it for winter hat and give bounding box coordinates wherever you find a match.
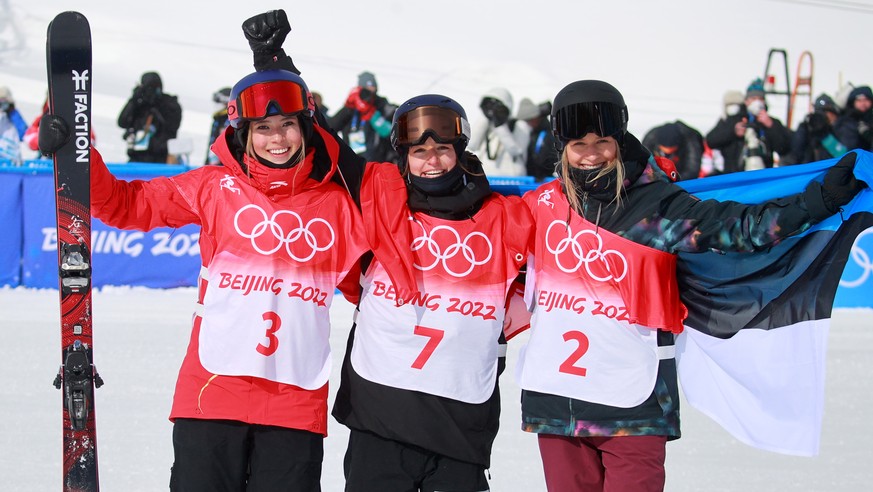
[516,98,540,120]
[745,78,766,99]
[722,90,744,117]
[847,85,873,107]
[357,71,377,90]
[212,87,231,104]
[0,86,12,103]
[481,87,513,113]
[654,123,682,148]
[813,93,839,114]
[140,72,162,91]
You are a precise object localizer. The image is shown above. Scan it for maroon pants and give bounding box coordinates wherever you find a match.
[537,434,667,492]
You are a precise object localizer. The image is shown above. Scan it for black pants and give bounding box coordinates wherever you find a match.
[343,429,490,492]
[169,418,323,492]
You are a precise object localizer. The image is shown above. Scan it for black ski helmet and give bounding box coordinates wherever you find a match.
[550,80,629,152]
[390,94,471,154]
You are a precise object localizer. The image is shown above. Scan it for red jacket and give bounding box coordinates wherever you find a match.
[91,125,367,435]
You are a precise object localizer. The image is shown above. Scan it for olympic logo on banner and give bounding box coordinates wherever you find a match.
[839,228,873,288]
[234,204,334,262]
[411,222,492,277]
[545,220,627,281]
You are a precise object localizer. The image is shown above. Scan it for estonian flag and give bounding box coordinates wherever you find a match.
[675,150,873,456]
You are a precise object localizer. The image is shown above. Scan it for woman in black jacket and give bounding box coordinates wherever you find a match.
[518,79,867,492]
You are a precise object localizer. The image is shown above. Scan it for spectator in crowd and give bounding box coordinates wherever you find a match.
[517,97,558,181]
[834,85,873,152]
[329,71,398,163]
[469,87,529,177]
[204,87,230,166]
[117,71,183,163]
[642,120,704,180]
[782,93,846,165]
[312,91,329,121]
[705,78,792,173]
[0,86,27,161]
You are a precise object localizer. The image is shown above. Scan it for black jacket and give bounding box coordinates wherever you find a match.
[328,95,398,163]
[117,92,182,163]
[834,109,873,152]
[521,133,834,439]
[525,117,559,181]
[705,110,792,173]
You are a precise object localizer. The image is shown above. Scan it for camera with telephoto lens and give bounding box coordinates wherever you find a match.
[806,111,829,136]
[359,88,375,103]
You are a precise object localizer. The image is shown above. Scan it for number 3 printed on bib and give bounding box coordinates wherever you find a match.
[256,311,281,357]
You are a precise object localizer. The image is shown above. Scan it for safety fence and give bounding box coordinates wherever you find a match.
[2,159,870,308]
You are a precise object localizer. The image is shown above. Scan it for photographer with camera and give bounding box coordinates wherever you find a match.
[516,97,558,181]
[329,71,398,163]
[117,71,182,163]
[469,87,529,177]
[705,78,792,173]
[782,93,847,165]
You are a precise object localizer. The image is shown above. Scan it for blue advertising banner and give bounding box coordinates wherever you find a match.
[14,161,201,289]
[0,173,23,286]
[1,158,871,308]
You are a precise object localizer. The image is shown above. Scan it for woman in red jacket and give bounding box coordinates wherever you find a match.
[39,69,368,491]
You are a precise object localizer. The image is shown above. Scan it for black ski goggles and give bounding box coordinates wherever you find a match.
[551,101,627,142]
[392,106,471,147]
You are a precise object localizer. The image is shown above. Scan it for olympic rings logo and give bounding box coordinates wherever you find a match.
[839,228,873,288]
[234,204,335,262]
[411,222,493,277]
[545,220,628,282]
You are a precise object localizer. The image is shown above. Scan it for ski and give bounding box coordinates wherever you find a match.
[46,11,102,492]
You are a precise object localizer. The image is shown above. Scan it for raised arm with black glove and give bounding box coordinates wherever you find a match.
[242,10,300,74]
[804,151,869,221]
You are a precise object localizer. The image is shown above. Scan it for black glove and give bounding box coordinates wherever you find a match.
[38,113,71,156]
[242,10,300,74]
[243,10,289,52]
[821,152,867,213]
[806,112,829,138]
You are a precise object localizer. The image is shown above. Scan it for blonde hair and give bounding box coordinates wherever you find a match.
[560,142,625,213]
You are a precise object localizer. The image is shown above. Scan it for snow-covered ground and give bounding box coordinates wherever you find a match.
[3,1,873,490]
[1,287,871,491]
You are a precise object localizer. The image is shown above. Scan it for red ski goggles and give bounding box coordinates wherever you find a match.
[228,80,309,127]
[392,106,471,147]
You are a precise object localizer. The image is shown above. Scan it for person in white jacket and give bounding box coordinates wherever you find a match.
[468,87,529,177]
